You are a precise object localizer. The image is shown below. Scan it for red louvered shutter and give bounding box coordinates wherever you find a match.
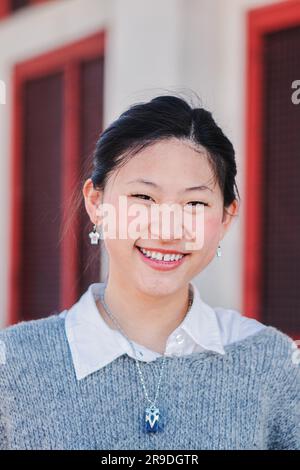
[21,73,63,320]
[261,26,300,334]
[11,33,105,323]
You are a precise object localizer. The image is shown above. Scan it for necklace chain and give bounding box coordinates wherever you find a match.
[99,286,193,407]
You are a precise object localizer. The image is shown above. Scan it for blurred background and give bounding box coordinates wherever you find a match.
[0,0,299,340]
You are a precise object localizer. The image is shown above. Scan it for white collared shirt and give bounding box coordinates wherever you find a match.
[61,280,267,380]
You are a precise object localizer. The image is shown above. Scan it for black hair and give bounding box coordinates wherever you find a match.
[90,95,240,210]
[59,93,240,276]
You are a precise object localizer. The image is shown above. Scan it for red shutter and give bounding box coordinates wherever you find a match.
[245,1,300,340]
[21,73,63,320]
[261,25,300,333]
[9,32,105,324]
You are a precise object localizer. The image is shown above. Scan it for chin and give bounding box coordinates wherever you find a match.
[134,275,184,298]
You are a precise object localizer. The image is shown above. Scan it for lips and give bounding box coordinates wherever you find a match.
[135,245,189,255]
[135,245,189,271]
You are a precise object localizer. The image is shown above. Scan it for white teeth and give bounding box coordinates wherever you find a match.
[138,247,184,261]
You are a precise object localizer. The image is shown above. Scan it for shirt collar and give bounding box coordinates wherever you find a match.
[64,280,225,380]
[180,280,226,355]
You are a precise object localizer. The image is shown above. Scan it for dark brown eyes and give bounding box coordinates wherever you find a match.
[130,194,208,206]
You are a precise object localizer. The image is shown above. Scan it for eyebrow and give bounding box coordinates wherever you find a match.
[126,178,213,192]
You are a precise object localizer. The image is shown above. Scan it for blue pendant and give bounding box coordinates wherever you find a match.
[145,405,160,432]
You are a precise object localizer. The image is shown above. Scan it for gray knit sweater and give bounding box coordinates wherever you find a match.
[0,314,299,450]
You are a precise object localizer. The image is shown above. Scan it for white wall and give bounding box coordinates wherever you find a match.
[0,0,281,327]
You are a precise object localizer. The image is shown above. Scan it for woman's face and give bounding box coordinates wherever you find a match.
[84,137,238,297]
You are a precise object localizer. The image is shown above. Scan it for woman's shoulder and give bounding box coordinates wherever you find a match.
[217,310,297,371]
[0,312,66,343]
[213,305,297,361]
[213,305,269,345]
[0,313,67,380]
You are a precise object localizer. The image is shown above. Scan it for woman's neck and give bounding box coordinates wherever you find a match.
[96,276,191,354]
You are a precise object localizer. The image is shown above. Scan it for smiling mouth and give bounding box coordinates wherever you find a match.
[135,245,190,267]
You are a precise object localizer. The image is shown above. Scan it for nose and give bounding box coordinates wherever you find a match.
[149,203,184,241]
[148,203,205,251]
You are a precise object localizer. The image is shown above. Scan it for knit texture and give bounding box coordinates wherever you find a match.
[0,314,299,450]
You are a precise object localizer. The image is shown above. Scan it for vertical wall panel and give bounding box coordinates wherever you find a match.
[10,32,105,323]
[262,26,300,332]
[21,73,63,320]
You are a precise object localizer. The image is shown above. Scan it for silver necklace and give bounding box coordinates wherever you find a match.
[99,285,193,433]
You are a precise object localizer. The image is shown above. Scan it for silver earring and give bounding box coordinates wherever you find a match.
[216,245,222,257]
[89,224,102,245]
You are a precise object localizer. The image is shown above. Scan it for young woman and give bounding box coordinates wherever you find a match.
[0,95,299,450]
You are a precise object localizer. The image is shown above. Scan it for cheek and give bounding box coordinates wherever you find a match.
[102,200,148,260]
[188,215,222,271]
[115,199,150,241]
[104,237,135,263]
[203,215,222,246]
[186,212,221,250]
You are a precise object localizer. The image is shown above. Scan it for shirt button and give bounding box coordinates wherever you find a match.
[175,333,184,344]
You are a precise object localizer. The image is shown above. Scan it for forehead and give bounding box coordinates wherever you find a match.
[111,138,216,188]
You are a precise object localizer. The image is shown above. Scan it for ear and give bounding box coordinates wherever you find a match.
[82,178,104,225]
[219,199,239,242]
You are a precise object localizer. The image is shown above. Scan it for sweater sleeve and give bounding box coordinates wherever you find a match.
[267,334,300,450]
[0,411,7,450]
[0,334,10,450]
